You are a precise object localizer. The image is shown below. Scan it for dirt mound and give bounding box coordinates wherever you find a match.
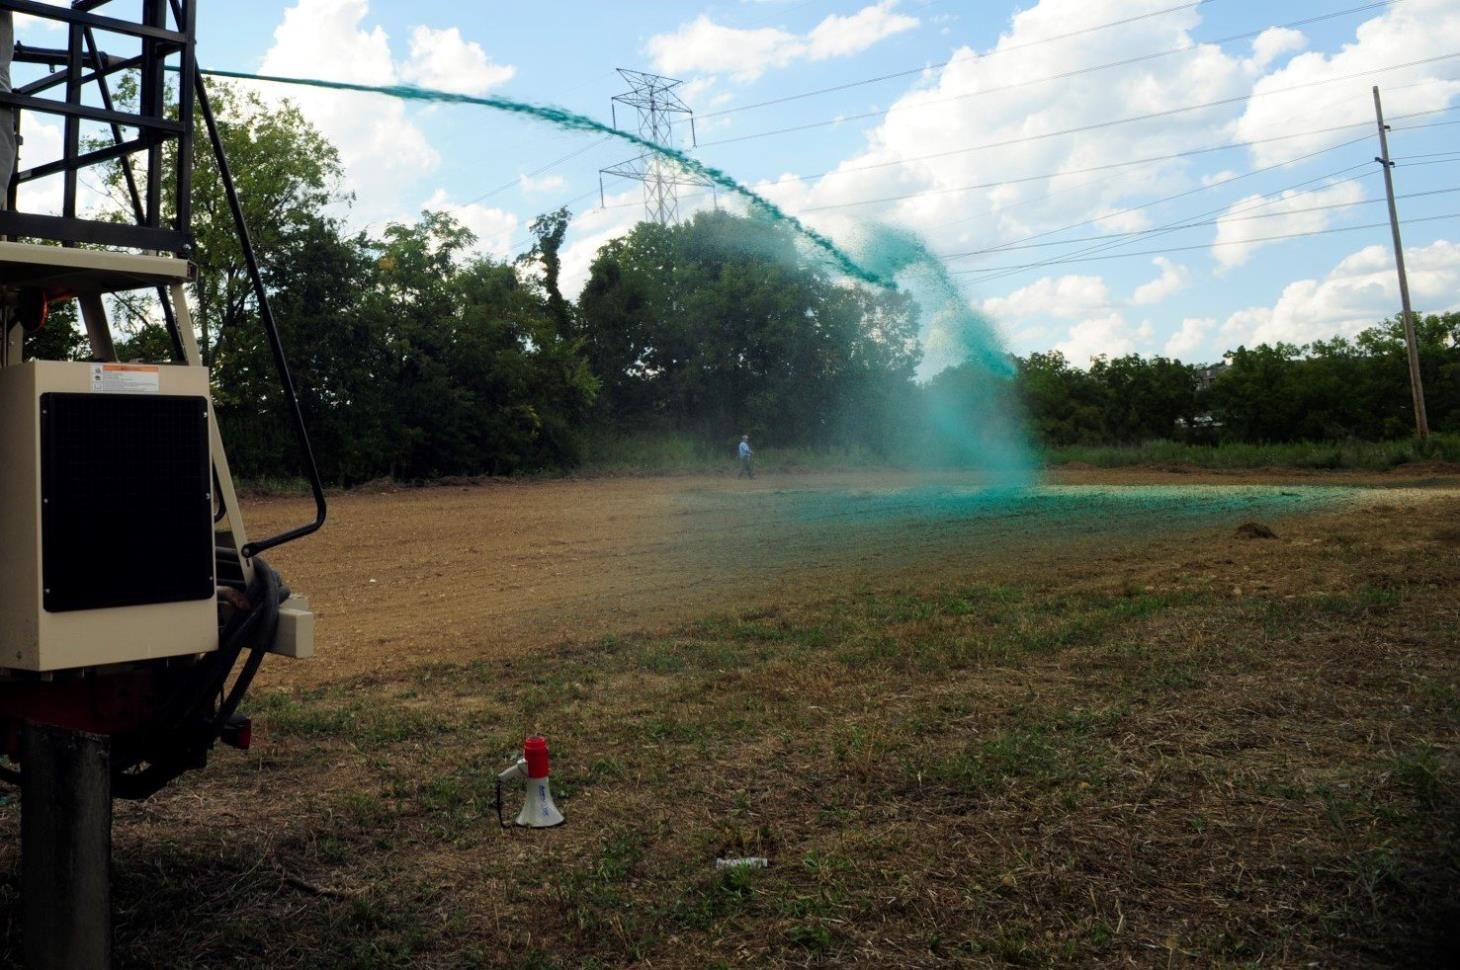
[1235,521,1278,539]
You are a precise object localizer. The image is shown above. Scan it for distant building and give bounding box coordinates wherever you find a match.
[1196,362,1229,391]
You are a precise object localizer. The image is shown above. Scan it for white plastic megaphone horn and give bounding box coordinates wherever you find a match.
[497,735,565,828]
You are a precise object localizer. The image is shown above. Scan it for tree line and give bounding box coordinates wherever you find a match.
[1011,313,1459,448]
[28,85,1456,482]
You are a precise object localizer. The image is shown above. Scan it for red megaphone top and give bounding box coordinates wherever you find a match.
[524,736,550,779]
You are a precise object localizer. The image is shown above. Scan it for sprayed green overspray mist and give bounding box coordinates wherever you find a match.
[845,222,1034,486]
[201,68,1033,483]
[709,483,1358,539]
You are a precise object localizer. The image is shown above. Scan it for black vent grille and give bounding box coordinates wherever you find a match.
[40,392,214,613]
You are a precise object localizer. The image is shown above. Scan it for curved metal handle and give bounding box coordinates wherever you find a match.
[191,56,326,558]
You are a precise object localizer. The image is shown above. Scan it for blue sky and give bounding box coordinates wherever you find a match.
[15,0,1460,369]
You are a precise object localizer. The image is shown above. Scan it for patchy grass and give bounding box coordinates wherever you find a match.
[1045,434,1460,471]
[583,432,1460,477]
[1,496,1458,967]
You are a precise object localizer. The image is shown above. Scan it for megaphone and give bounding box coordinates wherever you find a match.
[496,735,565,828]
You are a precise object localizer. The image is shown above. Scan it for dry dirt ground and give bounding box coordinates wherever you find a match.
[1,468,1457,968]
[242,467,1454,688]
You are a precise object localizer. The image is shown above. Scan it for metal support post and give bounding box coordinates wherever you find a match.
[1372,85,1430,440]
[21,722,113,970]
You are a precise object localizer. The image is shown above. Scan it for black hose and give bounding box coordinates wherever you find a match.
[212,565,281,728]
[112,558,286,799]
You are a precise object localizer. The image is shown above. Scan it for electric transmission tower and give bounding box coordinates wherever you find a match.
[599,68,716,226]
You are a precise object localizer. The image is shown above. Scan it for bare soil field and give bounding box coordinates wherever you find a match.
[243,467,1454,687]
[2,468,1457,968]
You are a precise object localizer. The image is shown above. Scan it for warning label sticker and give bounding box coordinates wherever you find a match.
[90,363,161,395]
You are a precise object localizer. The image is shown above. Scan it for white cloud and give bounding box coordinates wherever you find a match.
[742,0,1253,367]
[399,26,515,95]
[768,0,1251,276]
[646,18,802,82]
[420,189,518,259]
[519,173,567,194]
[1055,313,1152,366]
[1246,27,1307,72]
[14,0,68,34]
[981,273,1110,320]
[712,0,1454,374]
[526,0,1451,376]
[805,1,919,61]
[646,2,919,83]
[1164,317,1215,360]
[1233,0,1460,166]
[15,116,63,215]
[1096,210,1154,233]
[257,0,440,220]
[1212,180,1366,269]
[1131,256,1190,305]
[1221,239,1460,347]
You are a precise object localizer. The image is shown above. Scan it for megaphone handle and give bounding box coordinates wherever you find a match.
[495,758,527,830]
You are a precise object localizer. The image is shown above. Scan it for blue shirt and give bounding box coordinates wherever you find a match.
[738,441,751,458]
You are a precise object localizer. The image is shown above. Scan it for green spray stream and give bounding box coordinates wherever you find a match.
[198,68,883,287]
[200,68,1035,485]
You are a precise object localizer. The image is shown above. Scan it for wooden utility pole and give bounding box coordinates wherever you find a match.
[1372,85,1430,440]
[22,723,113,970]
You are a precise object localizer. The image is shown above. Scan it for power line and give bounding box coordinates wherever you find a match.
[965,160,1377,285]
[947,212,1460,275]
[915,93,1456,240]
[461,137,613,208]
[596,108,1457,215]
[937,186,1460,258]
[799,112,1459,215]
[960,157,1459,280]
[697,2,1402,147]
[517,50,1455,259]
[669,53,1460,201]
[964,151,1460,285]
[944,137,1375,271]
[698,0,1224,120]
[698,48,1458,163]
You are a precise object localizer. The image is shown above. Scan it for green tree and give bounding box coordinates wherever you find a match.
[519,206,574,339]
[1088,354,1198,443]
[577,210,920,450]
[357,212,596,479]
[22,301,87,362]
[97,80,345,370]
[1015,351,1105,446]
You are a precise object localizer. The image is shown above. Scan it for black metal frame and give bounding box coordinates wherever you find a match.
[0,0,325,556]
[0,0,195,253]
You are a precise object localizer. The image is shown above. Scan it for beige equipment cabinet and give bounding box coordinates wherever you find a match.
[0,360,219,671]
[0,244,314,673]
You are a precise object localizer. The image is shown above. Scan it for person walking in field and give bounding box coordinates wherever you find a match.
[737,434,755,479]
